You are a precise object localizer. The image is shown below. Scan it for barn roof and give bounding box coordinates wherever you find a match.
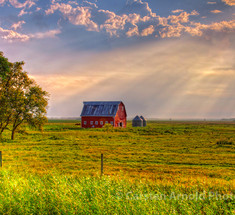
[80,101,123,117]
[140,115,147,122]
[132,115,143,122]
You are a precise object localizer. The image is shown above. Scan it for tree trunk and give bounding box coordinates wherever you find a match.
[11,121,22,140]
[11,129,15,140]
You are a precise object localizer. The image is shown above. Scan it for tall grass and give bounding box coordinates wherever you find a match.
[1,121,235,180]
[0,169,234,214]
[0,121,235,214]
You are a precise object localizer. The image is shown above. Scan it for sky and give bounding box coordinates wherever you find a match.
[0,0,234,119]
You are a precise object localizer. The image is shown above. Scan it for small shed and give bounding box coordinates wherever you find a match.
[132,115,143,127]
[140,116,147,127]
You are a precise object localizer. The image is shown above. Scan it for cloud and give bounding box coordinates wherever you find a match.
[98,8,200,38]
[185,20,235,37]
[0,26,61,42]
[11,20,25,30]
[211,10,223,13]
[172,9,184,14]
[1,0,234,43]
[9,0,35,9]
[159,23,184,38]
[208,20,235,31]
[41,0,235,40]
[221,0,235,6]
[99,9,151,36]
[141,25,154,36]
[0,27,29,42]
[207,1,217,4]
[126,26,139,37]
[125,0,157,17]
[168,10,199,24]
[100,13,128,36]
[0,0,38,16]
[29,29,61,39]
[83,1,98,8]
[1,0,234,119]
[46,3,99,31]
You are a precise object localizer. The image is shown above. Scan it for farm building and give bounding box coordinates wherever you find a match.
[80,101,127,128]
[140,115,147,127]
[132,115,143,127]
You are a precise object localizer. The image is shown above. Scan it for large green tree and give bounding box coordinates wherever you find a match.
[0,52,13,136]
[0,52,49,140]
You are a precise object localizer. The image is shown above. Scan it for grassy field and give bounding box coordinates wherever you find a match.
[0,121,234,214]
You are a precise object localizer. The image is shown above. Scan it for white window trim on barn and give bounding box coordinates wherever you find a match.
[100,121,103,125]
[95,121,98,125]
[90,121,93,125]
[84,121,87,125]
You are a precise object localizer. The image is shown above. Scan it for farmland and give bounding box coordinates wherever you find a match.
[0,121,234,214]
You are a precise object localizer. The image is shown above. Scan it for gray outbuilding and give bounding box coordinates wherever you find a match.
[140,115,147,127]
[132,115,143,127]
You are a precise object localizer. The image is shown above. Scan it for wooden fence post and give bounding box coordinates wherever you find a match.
[0,151,2,167]
[101,153,103,176]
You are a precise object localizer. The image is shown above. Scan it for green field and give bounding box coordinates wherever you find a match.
[0,121,234,214]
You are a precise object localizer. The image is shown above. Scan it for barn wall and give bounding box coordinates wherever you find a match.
[114,103,127,128]
[81,116,114,128]
[132,120,143,127]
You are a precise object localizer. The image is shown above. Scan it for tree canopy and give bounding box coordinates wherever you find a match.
[0,52,49,140]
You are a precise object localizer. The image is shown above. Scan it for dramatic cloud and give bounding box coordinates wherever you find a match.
[18,9,27,17]
[0,26,60,42]
[1,0,234,118]
[168,10,199,24]
[211,10,223,13]
[100,13,128,36]
[0,0,234,42]
[172,9,184,14]
[11,20,25,30]
[46,3,99,31]
[83,1,98,8]
[29,29,61,39]
[141,25,154,36]
[126,26,139,37]
[9,0,35,8]
[221,0,235,6]
[185,20,235,37]
[0,0,36,16]
[125,0,157,17]
[159,24,184,38]
[0,27,29,42]
[207,20,235,31]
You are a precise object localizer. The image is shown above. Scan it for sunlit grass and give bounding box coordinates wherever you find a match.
[0,120,234,214]
[0,169,234,214]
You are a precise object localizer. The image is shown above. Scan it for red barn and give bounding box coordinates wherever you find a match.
[80,101,127,128]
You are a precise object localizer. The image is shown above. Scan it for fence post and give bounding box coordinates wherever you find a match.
[101,153,103,176]
[0,151,2,167]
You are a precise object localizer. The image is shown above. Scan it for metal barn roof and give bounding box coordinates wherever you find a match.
[132,115,143,121]
[140,116,147,122]
[80,101,122,117]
